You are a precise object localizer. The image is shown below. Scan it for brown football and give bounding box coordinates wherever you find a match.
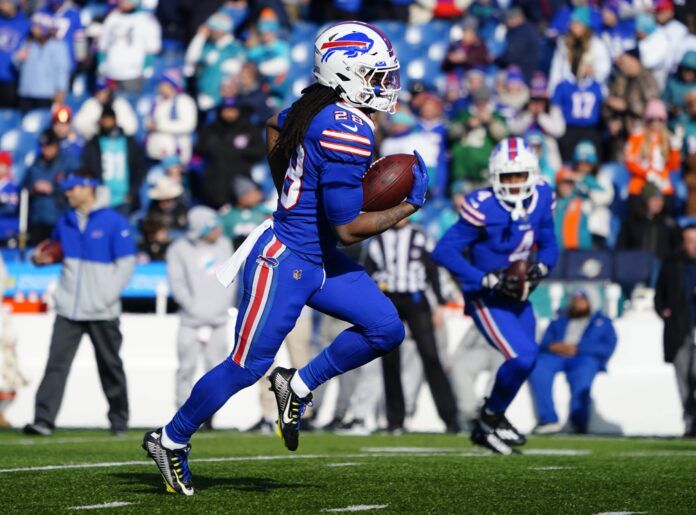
[33,239,63,265]
[362,153,416,212]
[505,260,530,300]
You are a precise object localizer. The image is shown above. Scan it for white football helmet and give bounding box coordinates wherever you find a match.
[314,21,400,113]
[488,137,540,213]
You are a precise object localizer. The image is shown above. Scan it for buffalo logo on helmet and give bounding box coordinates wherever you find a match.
[320,31,374,62]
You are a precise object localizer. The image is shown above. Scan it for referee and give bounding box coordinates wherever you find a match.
[363,217,459,433]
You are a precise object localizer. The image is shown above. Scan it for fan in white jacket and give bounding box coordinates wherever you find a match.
[98,0,161,83]
[548,35,611,93]
[145,70,198,164]
[73,79,139,140]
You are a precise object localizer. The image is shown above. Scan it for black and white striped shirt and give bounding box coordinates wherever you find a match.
[363,224,445,303]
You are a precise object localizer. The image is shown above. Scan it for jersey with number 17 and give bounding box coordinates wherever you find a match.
[272,102,375,261]
[435,182,558,296]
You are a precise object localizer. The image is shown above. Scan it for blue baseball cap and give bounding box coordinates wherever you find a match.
[61,173,101,191]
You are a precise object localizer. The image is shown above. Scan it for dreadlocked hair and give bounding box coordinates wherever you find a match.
[271,83,341,160]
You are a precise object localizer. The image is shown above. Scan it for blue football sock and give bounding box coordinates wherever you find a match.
[165,359,257,444]
[298,327,380,391]
[486,354,536,414]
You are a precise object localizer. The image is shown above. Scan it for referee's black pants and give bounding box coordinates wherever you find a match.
[382,293,459,431]
[33,315,129,431]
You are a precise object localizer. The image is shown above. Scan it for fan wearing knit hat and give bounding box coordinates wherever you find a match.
[138,176,188,262]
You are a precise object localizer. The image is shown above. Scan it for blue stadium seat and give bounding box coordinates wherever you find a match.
[371,20,405,44]
[612,250,656,289]
[290,22,319,45]
[563,250,613,281]
[0,128,20,152]
[0,109,20,135]
[21,109,51,134]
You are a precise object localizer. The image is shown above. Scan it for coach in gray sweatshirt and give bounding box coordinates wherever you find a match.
[167,206,235,407]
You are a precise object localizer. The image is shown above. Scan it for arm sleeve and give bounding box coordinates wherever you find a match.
[432,219,487,293]
[536,195,559,269]
[580,318,618,362]
[321,159,365,226]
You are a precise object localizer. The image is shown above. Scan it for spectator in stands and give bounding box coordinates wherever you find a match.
[554,166,595,250]
[525,130,562,186]
[498,7,540,84]
[98,0,162,94]
[51,104,82,167]
[598,0,636,60]
[140,154,191,213]
[449,68,487,114]
[138,175,188,262]
[573,140,613,248]
[42,0,86,75]
[15,12,70,112]
[603,47,661,162]
[548,6,611,92]
[655,224,696,438]
[0,0,29,108]
[184,11,244,112]
[220,176,269,250]
[195,96,265,209]
[415,94,449,198]
[442,17,489,76]
[529,288,617,434]
[225,62,274,128]
[314,0,363,21]
[0,151,18,241]
[625,99,682,204]
[496,66,530,123]
[682,90,696,215]
[246,11,290,102]
[546,0,603,39]
[145,70,198,165]
[635,12,670,89]
[553,54,604,161]
[374,0,413,22]
[81,106,146,214]
[663,51,696,123]
[654,0,691,76]
[73,77,138,140]
[508,72,566,142]
[449,85,507,190]
[22,129,72,245]
[617,183,681,262]
[167,206,234,416]
[24,168,136,437]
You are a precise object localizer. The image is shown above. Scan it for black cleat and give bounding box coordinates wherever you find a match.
[268,367,312,452]
[484,411,526,446]
[142,428,195,496]
[471,417,519,455]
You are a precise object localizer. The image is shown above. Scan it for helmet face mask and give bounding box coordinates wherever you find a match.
[314,22,401,113]
[488,137,540,209]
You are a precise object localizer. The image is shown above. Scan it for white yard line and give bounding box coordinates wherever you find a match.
[326,462,363,467]
[323,505,389,512]
[69,501,134,510]
[613,451,696,457]
[529,466,575,471]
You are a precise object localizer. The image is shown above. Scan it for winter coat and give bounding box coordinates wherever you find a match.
[655,251,695,362]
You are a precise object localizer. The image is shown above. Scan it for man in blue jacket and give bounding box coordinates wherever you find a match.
[528,288,617,434]
[24,168,136,436]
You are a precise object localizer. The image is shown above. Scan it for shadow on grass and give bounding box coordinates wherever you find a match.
[110,471,316,495]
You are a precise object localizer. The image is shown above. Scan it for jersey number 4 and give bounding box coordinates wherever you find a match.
[510,229,535,262]
[280,145,306,210]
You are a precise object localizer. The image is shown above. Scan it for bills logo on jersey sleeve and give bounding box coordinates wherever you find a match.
[320,32,374,62]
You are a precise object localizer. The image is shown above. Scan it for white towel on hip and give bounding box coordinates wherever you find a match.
[216,218,273,288]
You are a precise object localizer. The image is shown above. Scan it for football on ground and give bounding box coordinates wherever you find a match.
[362,153,416,211]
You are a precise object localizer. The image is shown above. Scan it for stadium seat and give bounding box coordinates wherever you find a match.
[612,250,656,289]
[0,108,20,135]
[0,128,20,152]
[563,249,613,281]
[21,109,51,134]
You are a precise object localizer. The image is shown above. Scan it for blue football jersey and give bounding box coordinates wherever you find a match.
[273,101,375,259]
[432,181,559,295]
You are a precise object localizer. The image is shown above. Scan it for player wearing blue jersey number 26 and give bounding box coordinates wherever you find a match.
[141,21,429,495]
[433,136,559,455]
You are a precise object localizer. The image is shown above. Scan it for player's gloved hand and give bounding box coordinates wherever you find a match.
[528,263,549,293]
[482,270,520,300]
[406,150,429,209]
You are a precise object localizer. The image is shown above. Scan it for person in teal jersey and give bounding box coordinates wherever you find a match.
[220,177,271,250]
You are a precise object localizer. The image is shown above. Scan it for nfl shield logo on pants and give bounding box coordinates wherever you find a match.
[293,269,302,280]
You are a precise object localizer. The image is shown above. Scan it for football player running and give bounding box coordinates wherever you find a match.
[142,21,429,495]
[433,137,558,455]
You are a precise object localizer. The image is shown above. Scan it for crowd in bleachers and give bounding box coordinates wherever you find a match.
[0,0,692,286]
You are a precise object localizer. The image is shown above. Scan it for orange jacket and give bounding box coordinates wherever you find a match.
[625,131,681,195]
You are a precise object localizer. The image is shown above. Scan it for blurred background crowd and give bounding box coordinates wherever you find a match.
[0,0,695,437]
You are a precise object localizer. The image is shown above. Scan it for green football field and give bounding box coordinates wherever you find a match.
[1,429,695,514]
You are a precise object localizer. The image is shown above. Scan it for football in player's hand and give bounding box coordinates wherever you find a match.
[33,239,63,265]
[362,153,416,212]
[504,260,531,301]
